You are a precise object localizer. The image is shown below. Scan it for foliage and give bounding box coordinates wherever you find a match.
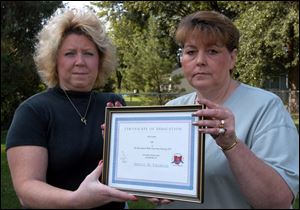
[94,1,298,92]
[93,1,298,109]
[1,1,63,129]
[233,1,299,88]
[1,1,299,124]
[94,1,232,103]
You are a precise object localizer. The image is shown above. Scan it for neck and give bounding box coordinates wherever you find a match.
[61,87,93,125]
[196,79,239,104]
[59,85,92,93]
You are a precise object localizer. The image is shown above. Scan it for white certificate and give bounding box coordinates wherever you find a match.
[102,105,205,203]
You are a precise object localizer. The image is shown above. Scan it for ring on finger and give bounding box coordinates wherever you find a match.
[218,127,227,135]
[219,120,225,128]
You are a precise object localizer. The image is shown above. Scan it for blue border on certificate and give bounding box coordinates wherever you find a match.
[112,116,197,190]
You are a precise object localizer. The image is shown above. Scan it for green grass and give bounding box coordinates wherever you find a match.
[1,144,20,209]
[294,194,299,209]
[124,95,145,106]
[128,198,155,209]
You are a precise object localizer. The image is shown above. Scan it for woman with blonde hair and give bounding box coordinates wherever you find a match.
[6,8,137,209]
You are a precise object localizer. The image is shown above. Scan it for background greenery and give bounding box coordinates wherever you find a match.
[1,1,299,209]
[1,1,299,130]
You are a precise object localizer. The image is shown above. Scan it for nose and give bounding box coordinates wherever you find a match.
[75,54,85,66]
[196,51,207,66]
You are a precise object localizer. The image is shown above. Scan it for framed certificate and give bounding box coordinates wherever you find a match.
[102,105,205,203]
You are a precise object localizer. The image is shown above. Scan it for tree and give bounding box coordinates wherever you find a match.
[93,1,220,102]
[1,1,63,129]
[94,1,298,108]
[123,15,178,104]
[233,1,299,112]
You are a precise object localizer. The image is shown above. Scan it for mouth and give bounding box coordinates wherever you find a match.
[192,72,210,78]
[72,72,88,75]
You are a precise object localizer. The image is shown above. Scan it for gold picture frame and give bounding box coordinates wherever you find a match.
[102,105,205,203]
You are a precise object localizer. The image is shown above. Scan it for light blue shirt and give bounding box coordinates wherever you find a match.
[162,83,299,209]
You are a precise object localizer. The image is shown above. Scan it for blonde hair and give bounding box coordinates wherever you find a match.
[175,11,239,52]
[34,9,116,88]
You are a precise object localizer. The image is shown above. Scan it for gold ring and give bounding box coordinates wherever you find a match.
[219,120,225,128]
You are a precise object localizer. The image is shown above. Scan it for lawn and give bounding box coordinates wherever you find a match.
[124,95,146,106]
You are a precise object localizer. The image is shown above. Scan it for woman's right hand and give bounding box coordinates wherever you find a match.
[71,161,138,208]
[101,101,123,137]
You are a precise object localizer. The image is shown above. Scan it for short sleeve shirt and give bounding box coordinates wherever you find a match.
[162,83,299,209]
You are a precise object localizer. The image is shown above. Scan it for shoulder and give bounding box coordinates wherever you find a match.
[166,92,197,106]
[234,83,296,132]
[17,90,51,110]
[237,83,284,108]
[239,83,279,100]
[94,92,125,104]
[12,88,64,120]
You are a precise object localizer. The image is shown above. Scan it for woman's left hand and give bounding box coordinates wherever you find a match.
[193,98,237,150]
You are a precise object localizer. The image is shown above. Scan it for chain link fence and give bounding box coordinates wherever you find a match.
[121,90,299,116]
[267,90,299,117]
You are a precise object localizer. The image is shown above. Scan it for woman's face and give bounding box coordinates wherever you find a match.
[57,34,100,91]
[181,37,237,92]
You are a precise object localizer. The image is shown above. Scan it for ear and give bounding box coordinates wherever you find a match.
[229,49,237,70]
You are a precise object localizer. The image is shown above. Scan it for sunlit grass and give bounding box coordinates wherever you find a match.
[124,95,145,106]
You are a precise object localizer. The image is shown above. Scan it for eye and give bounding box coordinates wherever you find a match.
[184,49,196,56]
[65,52,75,56]
[187,51,195,55]
[84,52,94,56]
[207,49,218,55]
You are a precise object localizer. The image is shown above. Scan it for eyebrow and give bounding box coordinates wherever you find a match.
[183,44,222,48]
[63,48,97,51]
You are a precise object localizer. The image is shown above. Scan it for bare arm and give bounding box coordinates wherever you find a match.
[7,146,137,209]
[224,141,294,209]
[7,146,74,208]
[195,98,294,209]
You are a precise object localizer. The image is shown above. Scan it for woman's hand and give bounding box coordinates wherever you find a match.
[101,101,123,135]
[73,100,136,208]
[71,161,138,209]
[193,98,238,150]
